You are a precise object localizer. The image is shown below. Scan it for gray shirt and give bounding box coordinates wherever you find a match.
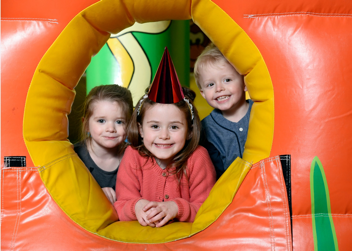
[74,141,119,189]
[201,100,253,179]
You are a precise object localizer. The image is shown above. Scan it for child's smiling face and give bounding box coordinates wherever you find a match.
[199,61,247,114]
[138,103,189,169]
[88,100,127,150]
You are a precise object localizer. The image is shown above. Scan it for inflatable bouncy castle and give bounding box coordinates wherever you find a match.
[1,0,352,250]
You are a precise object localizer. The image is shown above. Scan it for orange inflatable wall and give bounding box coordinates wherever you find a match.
[2,0,352,250]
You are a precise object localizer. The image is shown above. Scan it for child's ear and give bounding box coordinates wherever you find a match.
[138,123,144,138]
[244,85,248,92]
[200,89,206,99]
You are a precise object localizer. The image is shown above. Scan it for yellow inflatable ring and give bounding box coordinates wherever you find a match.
[23,0,273,243]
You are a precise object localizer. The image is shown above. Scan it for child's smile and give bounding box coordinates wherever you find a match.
[139,103,189,169]
[199,61,248,119]
[154,143,174,148]
[215,95,231,102]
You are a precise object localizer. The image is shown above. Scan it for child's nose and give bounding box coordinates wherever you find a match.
[159,128,170,139]
[216,82,224,92]
[106,122,116,132]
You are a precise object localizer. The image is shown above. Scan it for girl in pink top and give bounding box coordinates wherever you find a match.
[114,87,216,227]
[114,47,216,228]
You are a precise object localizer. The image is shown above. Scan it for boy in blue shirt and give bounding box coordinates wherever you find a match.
[194,44,253,179]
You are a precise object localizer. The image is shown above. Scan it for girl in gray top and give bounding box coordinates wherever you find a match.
[74,85,133,203]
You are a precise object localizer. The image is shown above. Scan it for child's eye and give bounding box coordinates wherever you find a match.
[206,83,214,88]
[224,78,232,83]
[116,120,124,125]
[151,125,159,129]
[97,119,105,123]
[170,125,179,130]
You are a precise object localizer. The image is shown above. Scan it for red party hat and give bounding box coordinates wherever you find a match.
[148,48,184,103]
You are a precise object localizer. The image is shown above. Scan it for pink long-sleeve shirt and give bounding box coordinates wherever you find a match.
[114,146,216,222]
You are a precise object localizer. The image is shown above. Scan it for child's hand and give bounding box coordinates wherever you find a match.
[143,201,178,227]
[102,187,116,204]
[135,199,156,227]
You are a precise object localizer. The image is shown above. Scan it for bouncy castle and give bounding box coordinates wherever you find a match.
[2,0,352,250]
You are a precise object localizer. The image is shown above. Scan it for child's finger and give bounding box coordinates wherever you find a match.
[111,190,116,202]
[147,210,165,223]
[102,187,116,204]
[155,215,171,228]
[108,191,116,203]
[139,211,152,227]
[106,192,114,204]
[143,216,156,227]
[146,207,161,220]
[143,201,158,211]
[137,216,148,226]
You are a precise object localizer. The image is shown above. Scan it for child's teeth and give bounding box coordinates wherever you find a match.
[218,96,228,101]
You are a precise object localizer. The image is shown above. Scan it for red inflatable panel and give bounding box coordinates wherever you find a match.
[1,156,290,250]
[1,0,98,167]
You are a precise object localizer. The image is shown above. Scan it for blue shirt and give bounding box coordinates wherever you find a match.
[201,100,253,179]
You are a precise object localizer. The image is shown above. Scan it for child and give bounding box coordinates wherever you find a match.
[114,48,216,228]
[194,43,253,179]
[74,84,133,204]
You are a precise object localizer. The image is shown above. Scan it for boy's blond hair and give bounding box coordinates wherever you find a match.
[194,43,230,89]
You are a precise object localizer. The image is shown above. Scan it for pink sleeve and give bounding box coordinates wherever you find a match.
[114,147,142,221]
[173,147,216,222]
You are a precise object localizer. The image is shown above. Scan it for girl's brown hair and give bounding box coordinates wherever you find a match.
[81,84,133,152]
[127,87,201,181]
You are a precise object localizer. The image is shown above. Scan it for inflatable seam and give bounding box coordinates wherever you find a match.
[250,156,279,169]
[80,12,110,37]
[244,12,352,18]
[37,69,77,91]
[38,153,77,172]
[10,169,22,250]
[1,17,58,24]
[118,0,134,25]
[292,214,352,218]
[261,160,276,250]
[2,168,38,172]
[276,157,292,249]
